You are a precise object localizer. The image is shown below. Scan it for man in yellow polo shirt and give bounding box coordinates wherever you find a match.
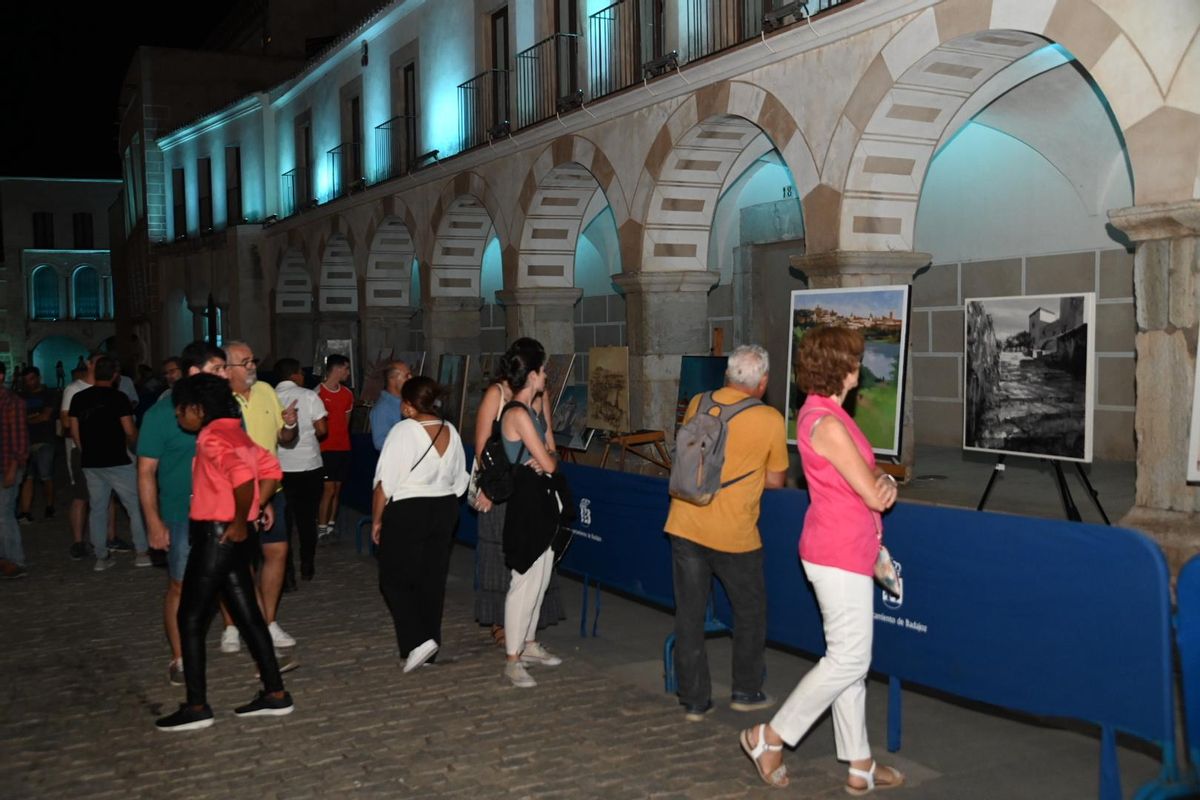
[225,341,299,656]
[664,344,788,722]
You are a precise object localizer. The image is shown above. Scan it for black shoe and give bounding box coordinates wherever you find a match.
[69,542,88,561]
[107,538,134,553]
[234,690,294,717]
[730,691,775,712]
[155,703,214,732]
[683,700,713,721]
[17,512,33,525]
[300,561,314,581]
[43,506,54,519]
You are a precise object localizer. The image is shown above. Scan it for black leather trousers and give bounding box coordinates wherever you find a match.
[179,520,283,706]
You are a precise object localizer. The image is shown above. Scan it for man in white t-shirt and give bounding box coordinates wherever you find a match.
[272,359,329,588]
[60,353,117,560]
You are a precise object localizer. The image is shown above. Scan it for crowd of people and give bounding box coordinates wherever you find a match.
[0,328,907,794]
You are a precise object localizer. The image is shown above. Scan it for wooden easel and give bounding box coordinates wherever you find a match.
[599,430,672,471]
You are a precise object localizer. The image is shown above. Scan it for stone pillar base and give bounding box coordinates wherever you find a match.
[613,271,718,434]
[496,287,582,356]
[425,296,483,371]
[1119,506,1200,577]
[788,251,932,477]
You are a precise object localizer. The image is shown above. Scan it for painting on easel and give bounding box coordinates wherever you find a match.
[964,293,1096,463]
[587,346,630,432]
[553,384,595,452]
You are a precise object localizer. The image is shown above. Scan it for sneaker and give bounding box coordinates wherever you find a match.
[520,641,563,667]
[730,691,775,712]
[168,659,185,687]
[277,651,300,674]
[234,690,294,717]
[268,621,296,648]
[17,512,33,525]
[43,506,54,519]
[300,561,314,581]
[684,700,713,722]
[403,639,439,673]
[220,627,241,653]
[0,560,27,579]
[504,660,537,688]
[107,538,134,553]
[316,525,331,544]
[134,552,152,568]
[93,554,115,572]
[155,703,214,732]
[69,542,88,561]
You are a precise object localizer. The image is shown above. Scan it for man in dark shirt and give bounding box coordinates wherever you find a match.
[18,367,58,523]
[69,356,149,571]
[0,361,30,578]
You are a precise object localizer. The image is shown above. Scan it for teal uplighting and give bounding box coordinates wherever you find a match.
[575,206,621,297]
[481,235,503,302]
[410,258,422,309]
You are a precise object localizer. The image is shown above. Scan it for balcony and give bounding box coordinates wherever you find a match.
[515,33,582,130]
[588,0,666,100]
[458,69,510,152]
[374,114,419,182]
[280,166,313,218]
[327,141,364,200]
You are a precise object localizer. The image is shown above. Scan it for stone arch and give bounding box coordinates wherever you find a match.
[429,194,498,301]
[632,80,819,272]
[30,264,60,320]
[72,264,102,320]
[274,247,313,314]
[365,217,417,308]
[317,233,357,313]
[833,0,1200,252]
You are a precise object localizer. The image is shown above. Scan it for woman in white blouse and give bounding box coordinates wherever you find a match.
[371,376,470,672]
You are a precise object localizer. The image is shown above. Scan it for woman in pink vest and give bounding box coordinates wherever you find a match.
[739,326,904,794]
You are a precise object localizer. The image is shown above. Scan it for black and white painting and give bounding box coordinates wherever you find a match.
[963,293,1096,462]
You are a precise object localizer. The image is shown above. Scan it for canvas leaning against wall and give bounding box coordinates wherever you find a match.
[785,287,911,456]
[963,293,1096,463]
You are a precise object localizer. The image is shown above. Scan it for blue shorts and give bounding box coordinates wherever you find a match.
[259,491,288,545]
[166,518,191,582]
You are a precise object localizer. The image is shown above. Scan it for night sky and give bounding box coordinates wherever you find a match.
[0,2,239,179]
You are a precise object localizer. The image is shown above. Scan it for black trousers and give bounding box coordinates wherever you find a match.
[282,468,324,570]
[179,521,283,706]
[377,495,459,657]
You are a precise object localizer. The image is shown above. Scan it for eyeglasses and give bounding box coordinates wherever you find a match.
[229,358,259,369]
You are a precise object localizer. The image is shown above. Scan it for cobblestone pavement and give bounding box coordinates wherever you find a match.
[0,507,1163,799]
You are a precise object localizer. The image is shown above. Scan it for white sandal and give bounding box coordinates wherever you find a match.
[739,724,789,788]
[846,760,905,795]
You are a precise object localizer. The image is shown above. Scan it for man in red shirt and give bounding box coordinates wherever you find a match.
[317,354,354,542]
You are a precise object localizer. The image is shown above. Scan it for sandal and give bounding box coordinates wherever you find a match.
[739,724,789,788]
[490,624,506,647]
[846,761,905,795]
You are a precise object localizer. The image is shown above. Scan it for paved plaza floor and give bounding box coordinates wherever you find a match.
[0,448,1166,798]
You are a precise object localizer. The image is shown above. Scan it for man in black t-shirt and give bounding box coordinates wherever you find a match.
[18,367,58,523]
[69,356,149,571]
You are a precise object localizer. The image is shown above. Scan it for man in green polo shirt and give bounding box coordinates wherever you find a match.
[138,344,225,686]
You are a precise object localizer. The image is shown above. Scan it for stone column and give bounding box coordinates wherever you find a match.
[612,270,718,435]
[789,250,933,476]
[362,306,418,363]
[496,287,582,356]
[424,296,483,374]
[1108,200,1200,572]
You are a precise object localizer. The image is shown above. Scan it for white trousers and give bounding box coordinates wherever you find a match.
[770,560,873,761]
[504,546,554,657]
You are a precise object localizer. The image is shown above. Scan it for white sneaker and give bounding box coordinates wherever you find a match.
[134,552,152,568]
[268,621,296,648]
[519,641,563,667]
[220,626,241,653]
[403,639,439,673]
[504,660,537,688]
[93,555,115,573]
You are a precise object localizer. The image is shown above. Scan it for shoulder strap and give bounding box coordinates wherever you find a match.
[411,420,445,472]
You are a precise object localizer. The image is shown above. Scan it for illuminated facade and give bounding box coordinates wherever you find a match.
[123,0,1200,558]
[0,177,120,379]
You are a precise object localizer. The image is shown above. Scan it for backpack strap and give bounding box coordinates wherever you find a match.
[709,392,765,491]
[499,401,534,465]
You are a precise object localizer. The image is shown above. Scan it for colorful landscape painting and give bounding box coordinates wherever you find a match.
[785,286,910,456]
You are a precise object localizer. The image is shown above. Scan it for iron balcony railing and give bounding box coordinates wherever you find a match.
[458,69,511,151]
[327,141,364,200]
[687,0,765,62]
[374,114,419,182]
[588,0,666,100]
[515,33,581,129]
[280,167,310,217]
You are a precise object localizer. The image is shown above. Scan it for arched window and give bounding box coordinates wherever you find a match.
[31,265,59,320]
[73,266,101,320]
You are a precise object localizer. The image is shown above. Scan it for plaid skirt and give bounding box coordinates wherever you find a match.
[474,501,565,629]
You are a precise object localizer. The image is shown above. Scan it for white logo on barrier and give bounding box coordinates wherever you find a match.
[882,558,903,610]
[579,498,591,527]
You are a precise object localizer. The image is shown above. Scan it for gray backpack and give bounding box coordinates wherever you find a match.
[669,391,762,506]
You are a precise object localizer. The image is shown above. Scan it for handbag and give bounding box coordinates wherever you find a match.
[468,395,506,508]
[874,545,903,601]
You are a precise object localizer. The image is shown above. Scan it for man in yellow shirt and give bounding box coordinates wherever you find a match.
[664,344,788,721]
[224,341,299,655]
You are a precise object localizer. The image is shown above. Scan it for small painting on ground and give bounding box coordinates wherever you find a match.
[786,286,910,456]
[963,293,1095,463]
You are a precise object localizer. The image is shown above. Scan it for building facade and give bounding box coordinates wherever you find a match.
[0,178,121,380]
[118,0,1200,562]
